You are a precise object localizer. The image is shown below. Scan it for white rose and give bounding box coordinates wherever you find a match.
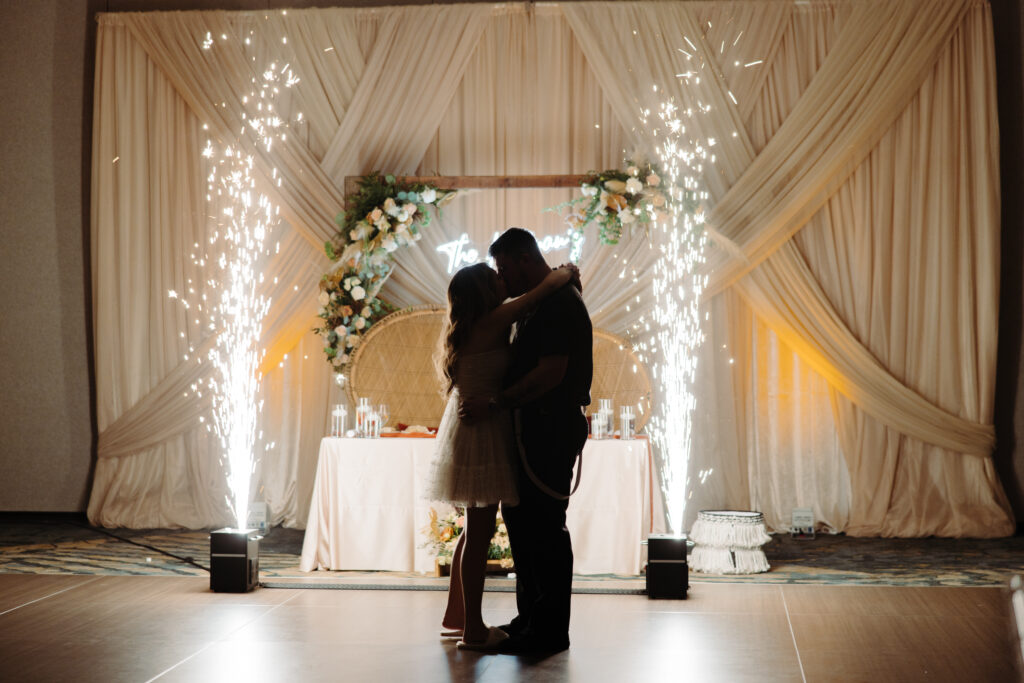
[349,224,369,241]
[619,210,636,224]
[421,188,437,203]
[382,235,398,252]
[396,210,409,223]
[625,177,643,194]
[350,285,366,301]
[383,197,399,217]
[581,184,598,197]
[333,325,346,337]
[318,291,330,306]
[627,165,639,176]
[346,334,360,348]
[604,179,627,193]
[354,316,366,330]
[646,172,660,187]
[403,203,417,216]
[369,208,383,222]
[374,216,390,232]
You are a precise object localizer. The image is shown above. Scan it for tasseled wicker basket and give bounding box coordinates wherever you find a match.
[689,510,771,575]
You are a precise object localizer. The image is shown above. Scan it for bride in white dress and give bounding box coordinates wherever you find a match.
[427,261,576,649]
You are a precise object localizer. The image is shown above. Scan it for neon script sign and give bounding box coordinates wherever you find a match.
[436,229,583,273]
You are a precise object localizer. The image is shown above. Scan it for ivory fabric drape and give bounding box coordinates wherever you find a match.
[788,3,1010,534]
[564,0,1010,535]
[90,15,342,527]
[116,12,345,251]
[318,5,490,179]
[89,1,1012,538]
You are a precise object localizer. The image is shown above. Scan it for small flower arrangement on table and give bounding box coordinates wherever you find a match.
[555,161,668,245]
[315,174,455,374]
[421,506,514,574]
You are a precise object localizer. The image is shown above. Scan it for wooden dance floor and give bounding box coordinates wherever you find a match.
[0,574,1017,682]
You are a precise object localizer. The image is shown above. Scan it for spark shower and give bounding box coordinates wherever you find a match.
[174,25,300,530]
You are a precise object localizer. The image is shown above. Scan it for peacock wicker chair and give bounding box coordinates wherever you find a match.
[346,305,448,429]
[590,328,652,431]
[347,306,652,431]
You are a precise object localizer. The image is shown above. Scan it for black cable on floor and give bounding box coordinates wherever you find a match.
[65,520,211,573]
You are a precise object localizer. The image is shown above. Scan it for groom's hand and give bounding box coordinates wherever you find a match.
[459,395,493,424]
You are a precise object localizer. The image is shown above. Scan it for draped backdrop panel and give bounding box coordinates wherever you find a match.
[89,1,1012,537]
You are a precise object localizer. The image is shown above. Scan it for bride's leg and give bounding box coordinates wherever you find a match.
[442,531,466,630]
[461,503,498,643]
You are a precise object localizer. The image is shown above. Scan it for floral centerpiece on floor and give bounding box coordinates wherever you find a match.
[315,174,454,374]
[421,506,514,570]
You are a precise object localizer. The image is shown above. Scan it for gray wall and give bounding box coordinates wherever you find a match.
[1,0,1022,526]
[0,0,97,511]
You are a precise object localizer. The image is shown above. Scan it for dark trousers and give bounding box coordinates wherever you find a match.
[502,407,588,641]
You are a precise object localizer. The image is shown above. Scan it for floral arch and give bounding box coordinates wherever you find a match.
[316,168,668,375]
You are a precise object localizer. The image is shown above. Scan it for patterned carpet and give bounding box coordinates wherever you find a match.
[2,514,1022,588]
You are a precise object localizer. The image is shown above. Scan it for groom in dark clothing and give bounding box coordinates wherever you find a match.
[461,227,592,654]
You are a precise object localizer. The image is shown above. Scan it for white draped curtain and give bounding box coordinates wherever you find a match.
[89,1,1013,538]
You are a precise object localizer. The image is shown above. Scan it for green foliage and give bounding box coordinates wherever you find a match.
[550,161,672,246]
[316,174,453,375]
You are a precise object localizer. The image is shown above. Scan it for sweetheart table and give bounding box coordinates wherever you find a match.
[299,435,658,575]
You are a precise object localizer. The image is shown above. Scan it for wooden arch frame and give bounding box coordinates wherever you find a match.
[341,173,654,429]
[343,174,591,199]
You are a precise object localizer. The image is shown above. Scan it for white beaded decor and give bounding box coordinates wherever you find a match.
[689,510,771,575]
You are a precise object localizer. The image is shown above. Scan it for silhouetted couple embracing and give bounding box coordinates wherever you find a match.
[425,228,593,654]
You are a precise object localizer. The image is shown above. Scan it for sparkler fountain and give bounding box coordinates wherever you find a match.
[202,57,298,532]
[202,146,274,534]
[632,16,762,596]
[174,27,301,590]
[639,101,710,599]
[647,100,711,539]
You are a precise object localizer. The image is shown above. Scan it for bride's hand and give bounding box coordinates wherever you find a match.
[545,264,574,289]
[556,263,582,292]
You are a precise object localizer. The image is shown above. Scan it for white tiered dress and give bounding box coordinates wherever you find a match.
[426,348,519,508]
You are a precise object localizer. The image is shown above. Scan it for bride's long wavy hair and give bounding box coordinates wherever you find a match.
[439,263,502,396]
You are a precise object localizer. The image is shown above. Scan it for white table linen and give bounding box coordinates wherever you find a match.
[300,436,654,575]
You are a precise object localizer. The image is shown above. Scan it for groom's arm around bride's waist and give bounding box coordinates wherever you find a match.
[458,355,568,422]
